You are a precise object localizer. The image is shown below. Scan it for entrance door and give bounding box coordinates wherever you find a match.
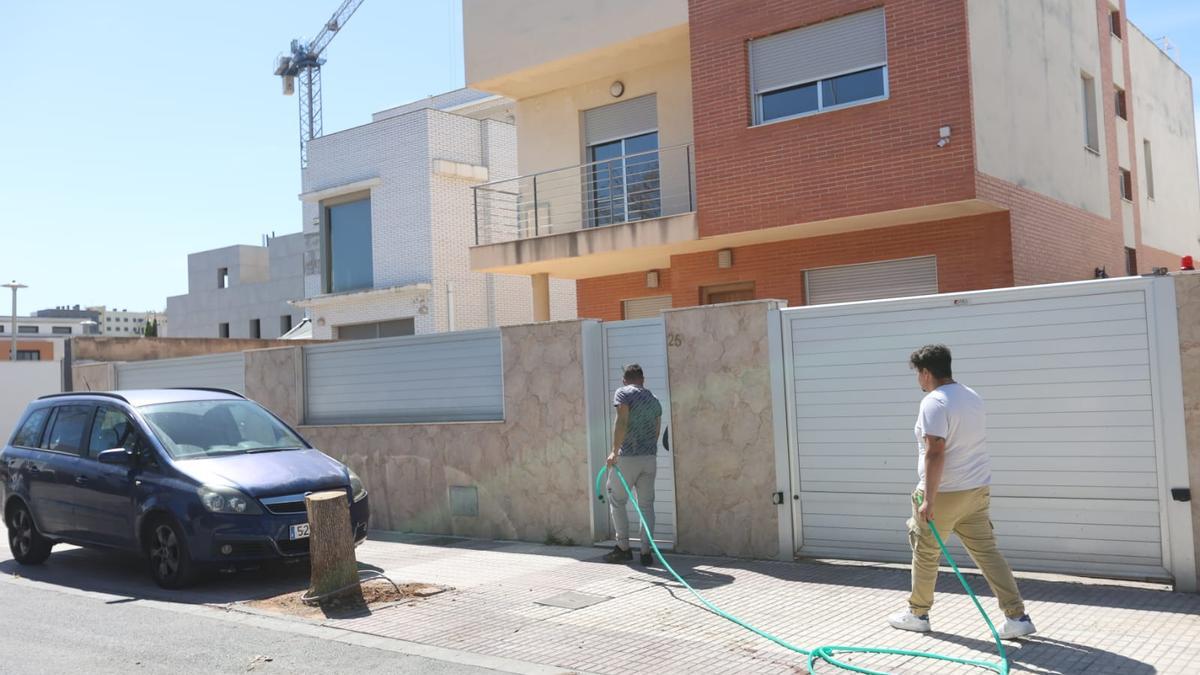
[600,318,677,549]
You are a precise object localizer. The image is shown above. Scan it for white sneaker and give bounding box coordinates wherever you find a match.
[888,610,931,633]
[999,615,1037,640]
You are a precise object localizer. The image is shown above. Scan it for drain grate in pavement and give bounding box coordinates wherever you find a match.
[535,591,613,610]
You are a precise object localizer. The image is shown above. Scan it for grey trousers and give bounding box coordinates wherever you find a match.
[607,454,657,553]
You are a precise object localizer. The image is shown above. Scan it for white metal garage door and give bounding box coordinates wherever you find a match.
[782,276,1193,582]
[116,353,246,393]
[602,318,677,549]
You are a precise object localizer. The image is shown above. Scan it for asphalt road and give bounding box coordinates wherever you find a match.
[0,552,498,675]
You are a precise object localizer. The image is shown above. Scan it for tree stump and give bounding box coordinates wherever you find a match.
[305,490,360,603]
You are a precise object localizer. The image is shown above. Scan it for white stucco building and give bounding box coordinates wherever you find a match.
[166,233,306,339]
[295,89,576,340]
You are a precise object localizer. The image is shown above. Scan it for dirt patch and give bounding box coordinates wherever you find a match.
[246,578,445,620]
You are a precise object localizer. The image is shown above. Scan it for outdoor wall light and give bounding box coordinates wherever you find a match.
[317,317,326,326]
[937,125,952,148]
[718,249,733,269]
[646,270,660,288]
[610,81,625,98]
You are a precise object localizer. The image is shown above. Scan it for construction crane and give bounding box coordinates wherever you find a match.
[274,0,366,167]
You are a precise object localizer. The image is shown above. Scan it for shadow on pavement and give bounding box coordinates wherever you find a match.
[926,632,1157,675]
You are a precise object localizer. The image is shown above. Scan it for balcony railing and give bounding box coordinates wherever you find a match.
[474,143,693,245]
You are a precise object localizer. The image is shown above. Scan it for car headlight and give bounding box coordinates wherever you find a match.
[348,468,368,503]
[198,486,261,515]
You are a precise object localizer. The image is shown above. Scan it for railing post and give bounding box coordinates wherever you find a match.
[473,187,480,245]
[532,174,539,237]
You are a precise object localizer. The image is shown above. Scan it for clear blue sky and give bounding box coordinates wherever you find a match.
[1,0,464,313]
[0,1,1197,314]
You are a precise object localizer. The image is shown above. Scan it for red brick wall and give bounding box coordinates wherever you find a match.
[575,213,1012,320]
[978,173,1126,286]
[688,0,977,238]
[577,269,674,321]
[0,340,55,361]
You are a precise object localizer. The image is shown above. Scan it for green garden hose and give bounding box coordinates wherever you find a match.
[596,465,1009,674]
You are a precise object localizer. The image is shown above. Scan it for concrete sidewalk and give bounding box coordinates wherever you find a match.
[245,533,1200,675]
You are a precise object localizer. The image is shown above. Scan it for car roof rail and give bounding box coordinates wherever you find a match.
[167,387,246,399]
[38,391,130,404]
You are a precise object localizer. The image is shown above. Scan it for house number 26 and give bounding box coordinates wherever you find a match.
[667,333,683,348]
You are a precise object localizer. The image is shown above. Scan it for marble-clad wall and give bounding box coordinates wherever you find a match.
[300,320,593,545]
[244,347,302,426]
[664,301,782,558]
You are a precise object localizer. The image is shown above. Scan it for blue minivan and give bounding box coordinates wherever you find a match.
[1,389,369,588]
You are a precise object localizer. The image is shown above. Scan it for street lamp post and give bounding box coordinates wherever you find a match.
[2,281,27,362]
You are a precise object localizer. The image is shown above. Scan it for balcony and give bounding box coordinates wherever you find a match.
[474,143,693,247]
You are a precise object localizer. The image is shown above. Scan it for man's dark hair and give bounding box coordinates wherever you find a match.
[909,344,953,379]
[623,364,645,383]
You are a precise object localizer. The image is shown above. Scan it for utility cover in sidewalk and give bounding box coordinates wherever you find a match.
[535,591,612,610]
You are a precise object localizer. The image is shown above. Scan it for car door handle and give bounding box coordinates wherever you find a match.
[74,476,89,486]
[28,466,41,474]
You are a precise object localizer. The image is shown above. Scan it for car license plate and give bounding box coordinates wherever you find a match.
[289,523,310,540]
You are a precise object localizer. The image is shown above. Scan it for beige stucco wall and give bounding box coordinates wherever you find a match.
[665,301,780,558]
[1175,273,1200,592]
[968,0,1111,218]
[1129,27,1200,259]
[464,0,687,98]
[244,347,302,427]
[516,52,692,178]
[300,321,594,545]
[72,362,115,392]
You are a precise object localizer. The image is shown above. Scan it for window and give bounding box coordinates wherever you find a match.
[44,405,95,455]
[280,315,293,335]
[16,350,41,361]
[701,282,756,305]
[11,408,51,448]
[1120,168,1133,201]
[249,318,261,339]
[1082,74,1099,151]
[1125,247,1138,276]
[1110,9,1122,39]
[87,407,141,459]
[750,8,887,124]
[17,325,38,334]
[1114,88,1127,120]
[1144,139,1155,199]
[336,318,415,341]
[588,132,661,227]
[218,267,229,289]
[52,326,72,335]
[140,400,305,459]
[219,322,230,338]
[324,197,373,293]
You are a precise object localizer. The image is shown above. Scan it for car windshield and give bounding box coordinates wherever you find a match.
[139,399,307,459]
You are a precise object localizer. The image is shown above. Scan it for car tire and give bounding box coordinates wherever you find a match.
[6,502,53,565]
[145,516,195,589]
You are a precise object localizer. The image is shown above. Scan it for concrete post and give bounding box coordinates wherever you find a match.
[532,273,551,322]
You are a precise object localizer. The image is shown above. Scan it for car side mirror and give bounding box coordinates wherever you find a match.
[98,448,133,465]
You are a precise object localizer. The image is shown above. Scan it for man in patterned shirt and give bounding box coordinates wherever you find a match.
[603,363,663,566]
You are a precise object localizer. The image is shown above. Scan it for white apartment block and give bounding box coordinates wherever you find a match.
[166,233,306,339]
[92,306,156,337]
[296,88,576,340]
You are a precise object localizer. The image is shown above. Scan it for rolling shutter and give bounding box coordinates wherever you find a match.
[750,7,887,93]
[805,256,937,305]
[584,95,658,145]
[622,295,672,320]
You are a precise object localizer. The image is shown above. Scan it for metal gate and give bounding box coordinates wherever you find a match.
[779,276,1194,585]
[597,317,677,549]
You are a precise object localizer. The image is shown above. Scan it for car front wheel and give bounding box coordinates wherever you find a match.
[146,517,194,589]
[6,502,52,565]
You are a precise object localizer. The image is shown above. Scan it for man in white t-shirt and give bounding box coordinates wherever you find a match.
[887,344,1036,640]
